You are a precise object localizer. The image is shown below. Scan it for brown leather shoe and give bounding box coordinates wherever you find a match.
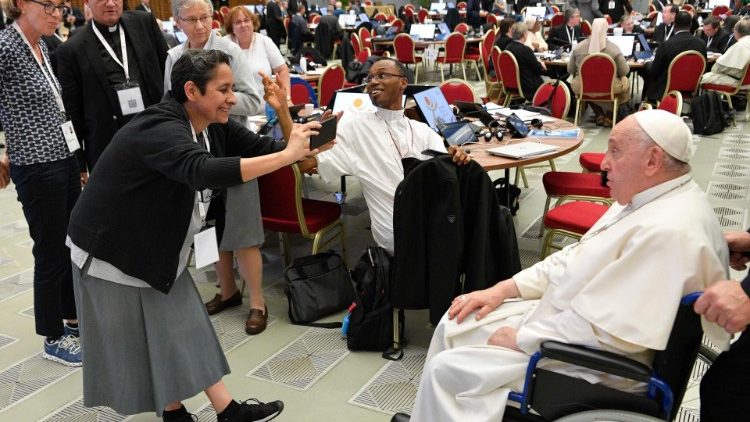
[204,291,242,316]
[245,306,268,335]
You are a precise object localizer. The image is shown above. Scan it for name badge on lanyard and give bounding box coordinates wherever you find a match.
[608,0,615,9]
[12,22,80,153]
[92,23,145,116]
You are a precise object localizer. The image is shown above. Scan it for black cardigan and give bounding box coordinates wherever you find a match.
[68,94,283,293]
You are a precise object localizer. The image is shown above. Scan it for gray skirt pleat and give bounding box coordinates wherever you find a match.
[72,264,230,416]
[220,180,265,251]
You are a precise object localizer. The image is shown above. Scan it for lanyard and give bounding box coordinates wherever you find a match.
[12,22,66,115]
[707,35,713,48]
[567,26,575,44]
[664,24,674,41]
[91,23,131,82]
[190,123,211,154]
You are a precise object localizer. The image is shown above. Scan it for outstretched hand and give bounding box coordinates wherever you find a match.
[447,145,472,166]
[259,71,287,111]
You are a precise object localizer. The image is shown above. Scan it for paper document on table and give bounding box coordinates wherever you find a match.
[528,128,580,138]
[492,108,541,120]
[487,142,559,159]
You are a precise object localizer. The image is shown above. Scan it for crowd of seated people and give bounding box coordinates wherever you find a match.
[2,1,750,422]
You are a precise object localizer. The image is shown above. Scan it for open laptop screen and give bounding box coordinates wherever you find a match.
[607,35,635,57]
[413,86,457,131]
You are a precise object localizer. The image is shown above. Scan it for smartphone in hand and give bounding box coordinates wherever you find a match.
[309,116,337,150]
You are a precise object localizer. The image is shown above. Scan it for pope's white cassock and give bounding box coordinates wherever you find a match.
[411,174,731,422]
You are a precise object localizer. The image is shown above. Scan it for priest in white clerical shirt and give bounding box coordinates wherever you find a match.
[399,109,731,422]
[297,57,470,255]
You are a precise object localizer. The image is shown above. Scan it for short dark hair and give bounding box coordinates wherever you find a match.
[703,15,720,29]
[499,17,515,34]
[565,8,579,22]
[372,56,408,78]
[666,4,679,14]
[674,11,692,31]
[723,15,741,32]
[171,49,232,104]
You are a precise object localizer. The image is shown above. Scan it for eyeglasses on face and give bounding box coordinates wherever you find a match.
[179,15,212,26]
[363,72,406,84]
[26,0,65,15]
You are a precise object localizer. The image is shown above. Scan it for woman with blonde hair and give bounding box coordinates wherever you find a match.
[568,17,630,126]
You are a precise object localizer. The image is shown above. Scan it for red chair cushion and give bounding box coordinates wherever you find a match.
[544,201,609,234]
[542,172,610,197]
[464,52,481,60]
[579,153,605,172]
[262,199,341,233]
[702,83,737,93]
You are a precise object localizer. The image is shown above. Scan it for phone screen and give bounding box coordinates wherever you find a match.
[309,117,337,150]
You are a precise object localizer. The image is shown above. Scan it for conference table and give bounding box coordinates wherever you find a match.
[370,36,483,50]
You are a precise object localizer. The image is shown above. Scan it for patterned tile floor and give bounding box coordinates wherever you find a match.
[0,89,748,421]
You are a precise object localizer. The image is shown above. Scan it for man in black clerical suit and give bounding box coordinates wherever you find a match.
[643,11,706,103]
[266,0,285,47]
[652,4,678,44]
[56,0,168,174]
[700,16,731,53]
[505,22,545,100]
[547,8,583,50]
[134,0,152,13]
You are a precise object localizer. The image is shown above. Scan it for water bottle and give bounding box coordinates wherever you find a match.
[265,102,277,122]
[300,56,307,74]
[479,25,484,37]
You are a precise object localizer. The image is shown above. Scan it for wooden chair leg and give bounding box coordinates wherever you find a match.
[612,99,619,126]
[439,62,444,83]
[574,99,583,126]
[461,61,467,81]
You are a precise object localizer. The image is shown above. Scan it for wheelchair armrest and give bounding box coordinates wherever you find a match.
[539,341,652,383]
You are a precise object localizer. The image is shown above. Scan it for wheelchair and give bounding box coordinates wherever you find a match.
[502,292,712,422]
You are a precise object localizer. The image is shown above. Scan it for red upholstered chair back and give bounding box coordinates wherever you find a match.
[604,14,613,25]
[404,8,414,22]
[665,51,706,98]
[457,1,467,9]
[258,166,299,226]
[579,53,616,100]
[387,14,396,23]
[550,5,560,13]
[213,10,223,24]
[290,79,317,106]
[712,5,731,16]
[374,12,387,22]
[499,50,522,95]
[481,29,496,72]
[405,4,415,11]
[486,14,498,27]
[211,20,221,29]
[318,65,345,107]
[581,20,592,36]
[219,5,230,16]
[440,79,477,104]
[455,22,470,34]
[491,46,502,84]
[350,32,362,56]
[363,0,373,5]
[740,61,750,86]
[646,11,658,22]
[311,14,321,24]
[418,8,428,23]
[356,48,371,63]
[658,91,683,116]
[551,13,565,27]
[443,32,466,63]
[681,4,695,12]
[533,81,572,119]
[392,19,404,32]
[394,33,418,63]
[358,27,372,49]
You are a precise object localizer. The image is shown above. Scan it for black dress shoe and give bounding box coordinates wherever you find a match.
[204,290,242,315]
[390,412,411,422]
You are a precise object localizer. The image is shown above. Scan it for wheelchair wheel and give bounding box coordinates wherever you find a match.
[553,409,664,421]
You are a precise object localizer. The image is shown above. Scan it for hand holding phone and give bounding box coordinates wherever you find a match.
[309,116,337,150]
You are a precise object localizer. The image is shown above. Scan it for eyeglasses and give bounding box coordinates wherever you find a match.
[363,72,406,84]
[179,15,212,26]
[26,0,65,15]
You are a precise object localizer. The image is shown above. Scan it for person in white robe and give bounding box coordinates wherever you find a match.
[701,18,750,89]
[297,58,471,255]
[407,109,732,422]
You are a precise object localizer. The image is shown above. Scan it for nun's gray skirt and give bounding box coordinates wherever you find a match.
[72,264,230,416]
[219,180,265,251]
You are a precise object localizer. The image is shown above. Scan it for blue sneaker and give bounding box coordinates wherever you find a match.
[43,335,82,367]
[64,323,79,338]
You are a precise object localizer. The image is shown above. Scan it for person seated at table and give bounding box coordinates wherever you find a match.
[505,22,546,101]
[402,109,730,422]
[569,18,630,127]
[547,8,583,50]
[570,0,604,23]
[643,11,706,103]
[296,58,471,255]
[333,0,345,16]
[651,4,678,44]
[288,4,313,55]
[700,16,732,54]
[701,18,750,111]
[524,16,548,52]
[494,17,516,50]
[620,14,645,35]
[722,15,742,52]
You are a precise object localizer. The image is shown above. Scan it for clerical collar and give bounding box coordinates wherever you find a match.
[375,107,404,122]
[93,20,119,34]
[628,174,692,209]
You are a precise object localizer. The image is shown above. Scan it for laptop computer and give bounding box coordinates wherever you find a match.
[607,35,635,58]
[412,86,457,131]
[635,33,654,60]
[524,6,547,20]
[436,22,451,40]
[359,13,370,23]
[430,2,447,11]
[410,23,437,40]
[439,121,477,146]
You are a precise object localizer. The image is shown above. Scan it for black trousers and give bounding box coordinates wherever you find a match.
[700,329,750,421]
[10,156,80,337]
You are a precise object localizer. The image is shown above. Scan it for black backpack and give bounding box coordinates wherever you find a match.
[493,177,521,216]
[691,91,729,136]
[345,246,404,360]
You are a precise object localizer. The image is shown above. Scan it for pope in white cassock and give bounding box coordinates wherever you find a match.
[407,110,732,422]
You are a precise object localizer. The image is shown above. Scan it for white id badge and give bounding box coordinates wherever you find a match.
[194,227,219,269]
[117,85,145,116]
[608,1,615,9]
[61,120,80,152]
